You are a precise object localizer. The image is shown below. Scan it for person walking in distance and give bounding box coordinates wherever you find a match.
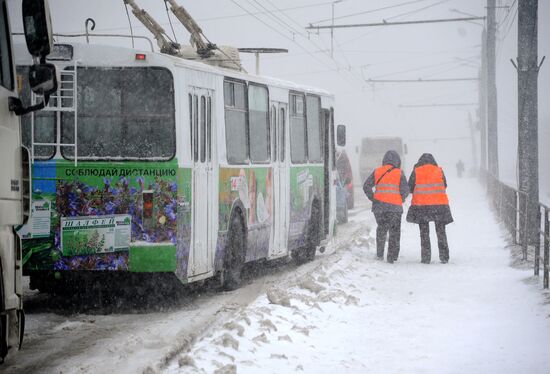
[407,153,453,264]
[456,159,465,178]
[363,150,409,263]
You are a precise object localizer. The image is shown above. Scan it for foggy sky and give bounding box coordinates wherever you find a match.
[9,0,549,197]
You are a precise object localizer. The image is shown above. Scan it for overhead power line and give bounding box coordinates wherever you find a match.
[398,102,478,108]
[228,0,363,91]
[366,77,479,83]
[306,16,486,30]
[309,0,431,25]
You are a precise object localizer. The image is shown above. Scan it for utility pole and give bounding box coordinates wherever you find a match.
[468,112,479,174]
[479,27,488,173]
[486,0,499,179]
[330,1,342,58]
[516,0,541,245]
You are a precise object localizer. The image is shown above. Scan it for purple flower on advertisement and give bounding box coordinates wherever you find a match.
[136,176,144,190]
[53,260,69,270]
[105,201,116,214]
[168,231,177,244]
[54,230,60,248]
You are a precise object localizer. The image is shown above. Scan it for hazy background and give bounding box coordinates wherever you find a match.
[9,0,549,199]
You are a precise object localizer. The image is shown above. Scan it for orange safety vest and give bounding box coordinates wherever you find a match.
[411,164,449,206]
[373,165,402,206]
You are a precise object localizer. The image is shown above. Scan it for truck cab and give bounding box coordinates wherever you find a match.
[0,0,56,362]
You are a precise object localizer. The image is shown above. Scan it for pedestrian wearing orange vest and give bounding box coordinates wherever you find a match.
[363,150,409,263]
[407,153,453,264]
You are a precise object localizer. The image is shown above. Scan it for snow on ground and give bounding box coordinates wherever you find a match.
[166,178,550,374]
[5,178,550,373]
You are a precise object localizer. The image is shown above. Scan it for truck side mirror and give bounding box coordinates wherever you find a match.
[29,63,57,96]
[403,143,408,155]
[337,125,346,147]
[22,0,53,58]
[11,0,57,116]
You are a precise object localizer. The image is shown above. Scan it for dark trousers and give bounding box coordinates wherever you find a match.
[418,222,449,263]
[374,212,402,261]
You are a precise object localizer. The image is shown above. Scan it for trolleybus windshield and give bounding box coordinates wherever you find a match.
[61,66,175,160]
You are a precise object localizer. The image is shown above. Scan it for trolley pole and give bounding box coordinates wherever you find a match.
[486,0,499,180]
[516,0,540,245]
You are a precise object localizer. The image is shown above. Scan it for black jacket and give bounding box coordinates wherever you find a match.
[363,150,409,214]
[406,153,453,224]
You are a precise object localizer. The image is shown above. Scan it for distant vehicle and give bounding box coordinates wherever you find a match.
[335,173,349,224]
[358,137,407,183]
[336,149,354,209]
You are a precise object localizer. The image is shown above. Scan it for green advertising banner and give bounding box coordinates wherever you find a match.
[61,215,132,256]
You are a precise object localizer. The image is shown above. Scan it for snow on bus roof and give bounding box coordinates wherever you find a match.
[13,42,333,98]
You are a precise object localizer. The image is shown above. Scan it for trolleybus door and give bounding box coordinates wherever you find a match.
[190,89,213,276]
[269,102,289,258]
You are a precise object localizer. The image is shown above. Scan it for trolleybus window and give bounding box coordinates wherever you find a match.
[279,107,286,162]
[200,96,206,162]
[271,105,276,162]
[290,93,307,164]
[306,95,322,163]
[224,80,248,164]
[0,0,13,91]
[331,107,336,170]
[61,67,175,160]
[17,66,56,159]
[188,93,193,158]
[193,94,198,161]
[248,84,269,163]
[207,97,212,162]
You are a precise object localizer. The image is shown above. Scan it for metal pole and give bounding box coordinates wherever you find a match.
[331,2,334,58]
[468,112,479,175]
[479,28,488,174]
[520,194,529,261]
[486,0,499,179]
[255,52,260,75]
[517,0,539,245]
[535,208,541,275]
[544,208,549,289]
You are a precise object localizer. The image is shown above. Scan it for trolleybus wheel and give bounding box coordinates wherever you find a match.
[223,215,246,291]
[341,205,348,224]
[293,203,321,264]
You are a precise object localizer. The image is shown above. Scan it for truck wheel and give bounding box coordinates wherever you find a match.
[223,215,246,291]
[0,268,7,363]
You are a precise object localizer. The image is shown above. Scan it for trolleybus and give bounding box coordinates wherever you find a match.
[15,41,344,292]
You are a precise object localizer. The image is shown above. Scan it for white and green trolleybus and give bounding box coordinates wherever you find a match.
[15,41,344,291]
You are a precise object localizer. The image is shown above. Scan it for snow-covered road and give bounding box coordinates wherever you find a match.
[166,178,550,373]
[4,178,550,374]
